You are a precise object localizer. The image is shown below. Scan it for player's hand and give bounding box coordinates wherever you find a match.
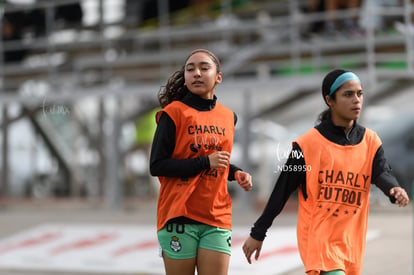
[235,170,253,191]
[242,236,262,264]
[208,151,230,169]
[390,187,409,207]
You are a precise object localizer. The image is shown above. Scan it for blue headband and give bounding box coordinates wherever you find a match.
[329,72,360,96]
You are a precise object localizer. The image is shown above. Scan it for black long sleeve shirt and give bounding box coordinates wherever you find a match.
[149,92,241,181]
[250,119,400,241]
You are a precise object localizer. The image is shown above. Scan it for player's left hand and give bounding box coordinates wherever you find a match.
[390,187,409,207]
[235,170,253,192]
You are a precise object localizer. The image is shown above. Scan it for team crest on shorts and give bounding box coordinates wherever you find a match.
[170,236,182,252]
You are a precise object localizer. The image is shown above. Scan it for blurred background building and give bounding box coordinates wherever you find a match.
[0,0,413,209]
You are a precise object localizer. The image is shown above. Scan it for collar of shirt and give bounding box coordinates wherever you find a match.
[182,92,217,111]
[315,119,365,145]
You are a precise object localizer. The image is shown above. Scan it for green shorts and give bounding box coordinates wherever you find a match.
[157,223,232,259]
[321,270,345,275]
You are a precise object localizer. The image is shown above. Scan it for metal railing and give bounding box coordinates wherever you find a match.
[0,0,413,202]
[0,0,413,96]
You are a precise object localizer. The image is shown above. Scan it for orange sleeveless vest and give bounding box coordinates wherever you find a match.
[295,127,381,274]
[155,101,235,231]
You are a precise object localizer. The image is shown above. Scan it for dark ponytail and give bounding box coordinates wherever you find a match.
[158,67,189,108]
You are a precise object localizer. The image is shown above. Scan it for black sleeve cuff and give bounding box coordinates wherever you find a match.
[228,164,242,181]
[250,226,266,241]
[198,156,210,170]
[373,171,399,204]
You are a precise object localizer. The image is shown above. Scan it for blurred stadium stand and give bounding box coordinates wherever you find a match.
[0,0,413,205]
